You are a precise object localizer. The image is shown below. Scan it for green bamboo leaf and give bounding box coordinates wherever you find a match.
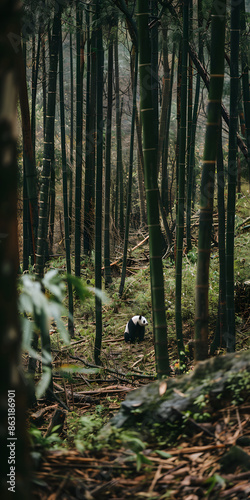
[35,367,52,399]
[66,274,91,301]
[49,301,70,344]
[121,431,146,452]
[137,453,152,470]
[205,474,225,495]
[21,316,33,347]
[125,452,152,472]
[88,286,110,305]
[20,275,47,317]
[42,269,65,302]
[20,317,41,360]
[21,274,42,297]
[40,350,52,367]
[58,364,100,375]
[136,453,142,471]
[18,292,34,314]
[155,450,172,459]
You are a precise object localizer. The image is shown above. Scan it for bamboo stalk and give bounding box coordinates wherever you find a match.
[195,0,226,360]
[226,0,241,352]
[137,0,169,377]
[175,0,189,361]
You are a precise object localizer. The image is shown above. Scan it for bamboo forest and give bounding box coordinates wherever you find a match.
[1,0,250,498]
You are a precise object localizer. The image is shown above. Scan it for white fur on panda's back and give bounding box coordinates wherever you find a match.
[131,315,140,325]
[125,315,148,333]
[132,315,148,326]
[125,316,140,332]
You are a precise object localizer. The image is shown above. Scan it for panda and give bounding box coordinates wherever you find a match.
[124,315,148,343]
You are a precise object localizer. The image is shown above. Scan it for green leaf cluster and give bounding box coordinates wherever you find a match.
[29,425,62,450]
[19,270,70,351]
[226,370,250,405]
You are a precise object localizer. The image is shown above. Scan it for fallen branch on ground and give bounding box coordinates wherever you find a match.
[101,235,149,270]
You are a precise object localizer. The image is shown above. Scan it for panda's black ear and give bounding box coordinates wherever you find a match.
[139,315,141,320]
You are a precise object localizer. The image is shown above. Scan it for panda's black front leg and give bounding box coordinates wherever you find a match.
[130,329,137,343]
[128,319,136,343]
[138,326,145,342]
[124,332,131,343]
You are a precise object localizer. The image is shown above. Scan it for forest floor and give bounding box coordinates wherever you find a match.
[28,197,250,499]
[31,400,250,499]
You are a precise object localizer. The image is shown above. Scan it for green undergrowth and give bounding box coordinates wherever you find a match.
[46,214,250,366]
[43,205,250,447]
[29,207,250,461]
[66,402,182,455]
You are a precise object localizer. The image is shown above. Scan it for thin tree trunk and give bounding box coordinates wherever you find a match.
[114,31,124,236]
[240,0,250,185]
[186,52,193,234]
[48,154,55,255]
[84,10,96,255]
[119,100,124,238]
[23,164,29,270]
[104,41,113,287]
[210,123,227,355]
[20,40,37,270]
[195,0,226,361]
[150,0,158,152]
[35,6,61,278]
[42,31,46,140]
[94,0,103,365]
[162,42,176,215]
[186,0,203,252]
[69,31,74,238]
[59,22,74,337]
[226,0,241,353]
[31,31,41,162]
[135,106,147,225]
[175,44,182,214]
[175,0,188,361]
[75,1,84,276]
[119,43,138,297]
[84,5,91,254]
[31,34,36,156]
[48,25,56,258]
[157,14,170,175]
[186,0,193,182]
